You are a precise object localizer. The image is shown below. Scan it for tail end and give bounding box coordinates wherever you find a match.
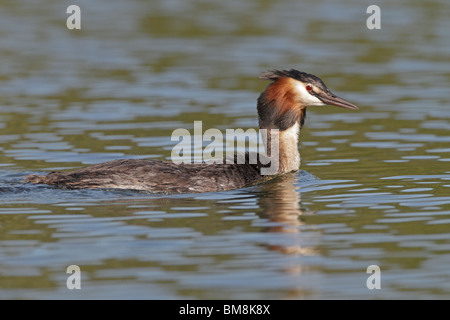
[24,174,47,184]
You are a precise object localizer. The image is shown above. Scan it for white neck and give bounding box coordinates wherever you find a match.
[262,122,301,174]
[278,122,301,173]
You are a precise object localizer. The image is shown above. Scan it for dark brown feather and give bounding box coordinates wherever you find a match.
[25,155,272,194]
[257,77,305,131]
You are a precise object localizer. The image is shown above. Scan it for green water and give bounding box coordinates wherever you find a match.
[0,0,449,299]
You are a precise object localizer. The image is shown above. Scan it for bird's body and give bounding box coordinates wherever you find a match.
[25,69,358,193]
[26,155,268,194]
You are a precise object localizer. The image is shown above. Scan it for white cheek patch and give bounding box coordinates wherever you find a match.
[293,82,324,106]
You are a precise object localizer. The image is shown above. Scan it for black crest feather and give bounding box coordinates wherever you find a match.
[260,69,328,92]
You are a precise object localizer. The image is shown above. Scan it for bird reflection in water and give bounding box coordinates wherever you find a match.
[256,171,318,257]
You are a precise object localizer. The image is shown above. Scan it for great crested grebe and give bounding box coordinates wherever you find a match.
[25,69,358,194]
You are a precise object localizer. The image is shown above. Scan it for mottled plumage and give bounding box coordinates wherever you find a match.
[25,158,267,194]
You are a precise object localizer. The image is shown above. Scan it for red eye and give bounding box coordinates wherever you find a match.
[305,85,313,91]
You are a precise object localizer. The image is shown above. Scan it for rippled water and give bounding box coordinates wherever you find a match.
[0,0,449,299]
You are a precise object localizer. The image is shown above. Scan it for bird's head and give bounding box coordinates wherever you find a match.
[257,69,358,131]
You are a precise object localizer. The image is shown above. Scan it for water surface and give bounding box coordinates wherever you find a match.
[0,0,449,299]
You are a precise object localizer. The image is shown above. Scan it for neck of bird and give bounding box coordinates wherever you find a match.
[261,122,301,174]
[257,80,306,174]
